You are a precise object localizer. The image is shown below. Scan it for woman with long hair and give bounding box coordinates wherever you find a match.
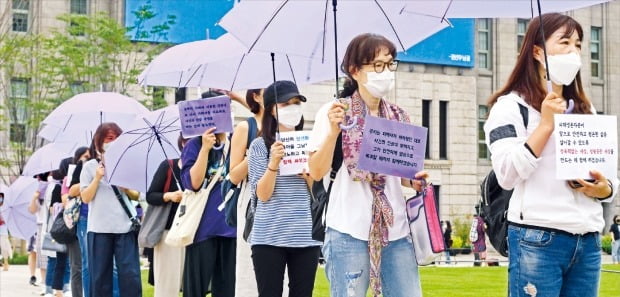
[484,13,617,296]
[80,122,142,297]
[308,33,429,297]
[247,80,320,297]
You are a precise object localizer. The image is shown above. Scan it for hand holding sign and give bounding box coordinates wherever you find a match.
[269,141,285,172]
[278,131,311,176]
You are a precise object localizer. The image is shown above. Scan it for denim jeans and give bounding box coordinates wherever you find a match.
[507,225,601,297]
[322,228,422,297]
[78,217,120,297]
[612,240,620,263]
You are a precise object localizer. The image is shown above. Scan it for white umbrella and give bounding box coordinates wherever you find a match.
[401,0,612,19]
[22,142,79,176]
[41,92,149,143]
[139,33,336,90]
[0,176,39,240]
[103,104,182,193]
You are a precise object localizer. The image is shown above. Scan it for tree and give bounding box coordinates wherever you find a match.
[0,3,175,184]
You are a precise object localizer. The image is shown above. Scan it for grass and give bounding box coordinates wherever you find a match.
[141,264,620,297]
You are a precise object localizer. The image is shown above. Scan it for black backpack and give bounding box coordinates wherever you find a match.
[310,133,342,242]
[478,103,528,257]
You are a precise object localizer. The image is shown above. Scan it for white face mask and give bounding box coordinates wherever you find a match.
[364,70,395,98]
[277,104,303,129]
[102,141,114,153]
[543,52,582,86]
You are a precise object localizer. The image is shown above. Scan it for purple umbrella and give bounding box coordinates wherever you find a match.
[0,176,39,240]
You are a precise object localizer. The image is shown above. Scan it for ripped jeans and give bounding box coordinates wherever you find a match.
[507,224,601,297]
[322,228,422,297]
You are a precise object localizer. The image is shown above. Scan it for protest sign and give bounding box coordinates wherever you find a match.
[554,114,617,180]
[358,116,427,178]
[178,95,233,138]
[278,131,311,176]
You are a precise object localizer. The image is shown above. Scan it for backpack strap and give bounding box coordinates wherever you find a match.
[517,103,528,129]
[329,133,343,181]
[163,159,173,193]
[246,117,258,149]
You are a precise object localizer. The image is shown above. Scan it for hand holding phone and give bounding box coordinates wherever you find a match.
[567,179,596,189]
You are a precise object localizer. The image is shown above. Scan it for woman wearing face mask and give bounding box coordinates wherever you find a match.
[180,92,236,297]
[80,122,142,297]
[308,33,428,297]
[247,80,320,297]
[484,13,617,296]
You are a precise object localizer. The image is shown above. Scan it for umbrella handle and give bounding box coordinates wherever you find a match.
[212,142,225,151]
[339,116,357,130]
[564,99,575,114]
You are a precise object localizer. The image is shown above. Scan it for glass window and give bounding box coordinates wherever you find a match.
[9,78,30,142]
[439,101,448,160]
[70,0,87,15]
[478,105,489,159]
[517,19,529,52]
[422,100,431,159]
[12,0,28,32]
[477,19,491,69]
[591,27,602,78]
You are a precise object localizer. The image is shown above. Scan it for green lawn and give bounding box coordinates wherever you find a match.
[141,264,620,297]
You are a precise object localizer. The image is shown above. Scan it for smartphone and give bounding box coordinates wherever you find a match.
[567,179,596,188]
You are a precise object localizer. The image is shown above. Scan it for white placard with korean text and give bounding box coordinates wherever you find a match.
[278,131,310,176]
[554,114,617,180]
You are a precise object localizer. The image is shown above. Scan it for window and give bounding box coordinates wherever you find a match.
[9,78,29,142]
[439,101,448,159]
[12,0,29,32]
[477,19,491,69]
[591,27,602,78]
[70,81,86,95]
[422,100,431,159]
[517,19,529,52]
[70,0,87,14]
[478,105,489,159]
[433,185,441,215]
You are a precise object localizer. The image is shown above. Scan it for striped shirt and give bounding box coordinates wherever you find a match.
[248,137,321,248]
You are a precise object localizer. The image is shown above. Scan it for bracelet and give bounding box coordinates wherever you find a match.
[267,166,278,172]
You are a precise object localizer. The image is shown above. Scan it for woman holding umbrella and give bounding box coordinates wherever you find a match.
[484,13,617,296]
[308,33,429,297]
[80,122,142,297]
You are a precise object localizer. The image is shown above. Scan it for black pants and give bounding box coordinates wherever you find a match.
[52,252,68,290]
[251,245,320,297]
[184,237,236,297]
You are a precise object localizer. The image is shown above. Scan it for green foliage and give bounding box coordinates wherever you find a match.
[453,217,472,248]
[601,234,612,254]
[8,252,28,265]
[452,236,463,248]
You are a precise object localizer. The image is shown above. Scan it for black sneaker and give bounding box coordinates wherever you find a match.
[29,275,37,286]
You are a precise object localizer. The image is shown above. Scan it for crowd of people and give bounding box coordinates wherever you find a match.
[0,13,618,297]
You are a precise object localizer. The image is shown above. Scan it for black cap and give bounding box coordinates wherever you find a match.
[263,80,306,107]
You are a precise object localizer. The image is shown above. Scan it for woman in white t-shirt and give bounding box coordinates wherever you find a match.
[308,33,428,297]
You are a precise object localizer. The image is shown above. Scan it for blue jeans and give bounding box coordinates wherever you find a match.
[612,240,620,263]
[507,225,601,297]
[78,217,120,297]
[322,228,422,297]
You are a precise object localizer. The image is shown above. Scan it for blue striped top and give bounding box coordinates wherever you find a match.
[247,137,321,248]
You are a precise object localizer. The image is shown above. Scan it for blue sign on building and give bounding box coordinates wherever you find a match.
[126,1,475,68]
[398,19,475,68]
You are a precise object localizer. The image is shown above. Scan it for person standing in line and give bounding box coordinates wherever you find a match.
[248,80,321,297]
[442,220,453,265]
[308,33,429,297]
[80,122,142,297]
[484,13,617,296]
[0,192,12,271]
[610,215,620,264]
[146,134,187,297]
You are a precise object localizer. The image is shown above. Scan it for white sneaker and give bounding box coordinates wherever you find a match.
[64,291,72,297]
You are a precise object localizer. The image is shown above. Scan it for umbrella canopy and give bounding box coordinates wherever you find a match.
[40,92,149,143]
[0,176,39,240]
[218,0,448,63]
[103,104,182,193]
[139,33,336,90]
[401,0,611,19]
[22,142,80,176]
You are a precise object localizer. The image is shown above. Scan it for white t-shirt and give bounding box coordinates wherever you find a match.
[484,93,617,234]
[308,102,409,241]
